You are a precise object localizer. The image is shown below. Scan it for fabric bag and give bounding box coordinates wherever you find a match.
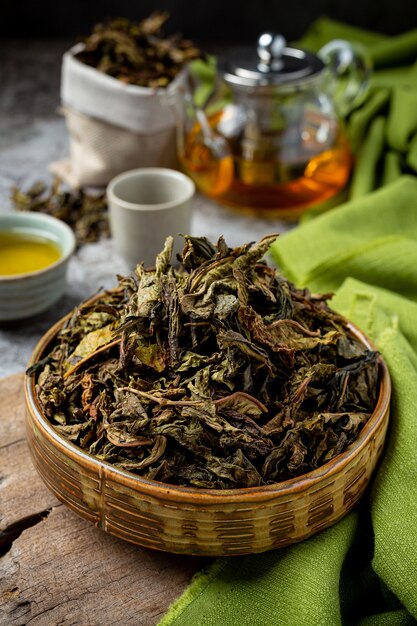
[50,44,181,188]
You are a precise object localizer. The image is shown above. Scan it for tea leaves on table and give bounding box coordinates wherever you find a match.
[11,178,109,246]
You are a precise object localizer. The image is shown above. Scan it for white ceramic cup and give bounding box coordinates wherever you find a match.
[107,168,195,268]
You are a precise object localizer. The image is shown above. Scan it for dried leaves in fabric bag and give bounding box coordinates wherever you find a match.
[76,13,201,88]
[32,235,380,489]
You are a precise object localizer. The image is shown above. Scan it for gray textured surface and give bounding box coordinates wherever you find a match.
[0,39,290,378]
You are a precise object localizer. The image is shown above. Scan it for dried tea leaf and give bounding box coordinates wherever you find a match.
[136,343,167,372]
[70,324,116,362]
[214,392,267,417]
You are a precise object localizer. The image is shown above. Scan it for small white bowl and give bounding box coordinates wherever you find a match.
[0,212,76,321]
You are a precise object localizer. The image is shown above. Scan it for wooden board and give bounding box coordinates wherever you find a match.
[0,373,205,626]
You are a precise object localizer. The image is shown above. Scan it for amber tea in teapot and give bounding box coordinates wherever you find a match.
[182,107,352,213]
[177,34,370,217]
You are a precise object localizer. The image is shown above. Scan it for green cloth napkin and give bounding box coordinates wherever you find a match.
[159,175,417,626]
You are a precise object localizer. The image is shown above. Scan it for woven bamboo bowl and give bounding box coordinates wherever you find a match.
[25,314,391,557]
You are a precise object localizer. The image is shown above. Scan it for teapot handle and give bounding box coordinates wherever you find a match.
[318,40,372,117]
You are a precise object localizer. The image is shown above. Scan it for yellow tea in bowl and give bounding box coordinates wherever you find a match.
[0,230,61,276]
[0,212,75,321]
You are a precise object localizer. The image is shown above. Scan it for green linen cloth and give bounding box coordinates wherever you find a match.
[159,175,417,626]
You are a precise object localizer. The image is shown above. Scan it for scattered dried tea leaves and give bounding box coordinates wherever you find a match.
[32,235,380,489]
[76,13,201,88]
[11,178,109,246]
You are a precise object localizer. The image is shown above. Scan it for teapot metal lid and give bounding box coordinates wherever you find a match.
[222,33,325,89]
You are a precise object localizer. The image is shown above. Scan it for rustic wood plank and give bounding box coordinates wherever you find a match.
[0,373,205,626]
[0,375,58,534]
[0,372,26,449]
[1,506,203,626]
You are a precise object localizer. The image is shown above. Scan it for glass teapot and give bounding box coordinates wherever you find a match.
[172,33,371,217]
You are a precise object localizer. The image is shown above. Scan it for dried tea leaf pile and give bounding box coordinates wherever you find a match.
[33,235,380,489]
[11,179,109,246]
[76,13,201,88]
